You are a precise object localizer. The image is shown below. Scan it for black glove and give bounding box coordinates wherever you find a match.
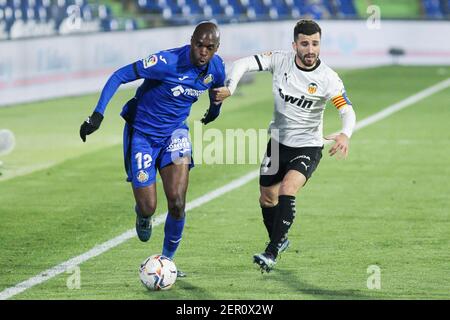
[201,103,222,125]
[80,111,104,142]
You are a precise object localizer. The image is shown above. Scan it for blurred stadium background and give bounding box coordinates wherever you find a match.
[0,0,449,300]
[0,0,450,39]
[1,0,449,106]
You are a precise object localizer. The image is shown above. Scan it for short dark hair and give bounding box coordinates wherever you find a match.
[294,20,321,40]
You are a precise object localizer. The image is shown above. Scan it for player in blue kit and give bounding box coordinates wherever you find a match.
[79,22,225,277]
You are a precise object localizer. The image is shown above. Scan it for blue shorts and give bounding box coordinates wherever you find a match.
[123,123,194,187]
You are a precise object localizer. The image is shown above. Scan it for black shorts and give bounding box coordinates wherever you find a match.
[259,139,323,187]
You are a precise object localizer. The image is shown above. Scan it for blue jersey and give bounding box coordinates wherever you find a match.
[94,45,226,137]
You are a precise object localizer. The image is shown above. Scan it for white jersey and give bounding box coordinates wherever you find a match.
[226,51,353,148]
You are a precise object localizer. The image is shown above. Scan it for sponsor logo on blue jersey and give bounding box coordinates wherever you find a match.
[171,85,206,98]
[121,45,225,137]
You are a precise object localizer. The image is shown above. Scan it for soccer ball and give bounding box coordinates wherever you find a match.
[139,255,177,291]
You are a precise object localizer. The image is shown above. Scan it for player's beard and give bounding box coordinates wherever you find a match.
[299,53,318,68]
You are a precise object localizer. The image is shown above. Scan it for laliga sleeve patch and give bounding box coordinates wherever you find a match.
[142,55,158,69]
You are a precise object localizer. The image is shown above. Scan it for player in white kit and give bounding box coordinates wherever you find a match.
[213,20,357,272]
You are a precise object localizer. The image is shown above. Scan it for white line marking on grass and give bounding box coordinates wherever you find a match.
[1,77,449,300]
[354,78,450,131]
[0,170,259,300]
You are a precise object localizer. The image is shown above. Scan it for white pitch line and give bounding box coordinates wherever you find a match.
[1,77,449,300]
[354,77,450,131]
[0,170,259,300]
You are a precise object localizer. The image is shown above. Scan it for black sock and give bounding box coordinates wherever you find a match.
[261,205,278,239]
[266,195,296,258]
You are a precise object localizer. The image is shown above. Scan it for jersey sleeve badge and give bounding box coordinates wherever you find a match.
[142,55,158,69]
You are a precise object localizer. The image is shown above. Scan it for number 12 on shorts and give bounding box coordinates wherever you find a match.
[135,152,153,169]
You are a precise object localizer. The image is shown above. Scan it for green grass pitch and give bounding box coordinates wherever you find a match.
[0,66,449,299]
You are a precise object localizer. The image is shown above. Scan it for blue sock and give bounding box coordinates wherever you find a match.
[162,213,185,260]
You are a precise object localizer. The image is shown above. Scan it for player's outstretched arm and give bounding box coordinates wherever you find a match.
[211,87,231,102]
[212,55,263,103]
[324,133,350,157]
[79,63,139,142]
[324,105,356,158]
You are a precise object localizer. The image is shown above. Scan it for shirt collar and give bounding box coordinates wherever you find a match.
[294,57,321,72]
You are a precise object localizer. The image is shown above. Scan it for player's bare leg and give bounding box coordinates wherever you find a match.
[133,183,157,217]
[160,157,190,220]
[132,183,157,242]
[159,157,190,277]
[260,184,280,207]
[279,170,307,196]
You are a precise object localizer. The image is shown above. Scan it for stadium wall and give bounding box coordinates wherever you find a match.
[1,20,449,106]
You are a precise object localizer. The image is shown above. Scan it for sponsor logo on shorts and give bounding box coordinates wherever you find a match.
[136,170,149,183]
[289,155,310,163]
[301,161,310,171]
[166,137,191,152]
